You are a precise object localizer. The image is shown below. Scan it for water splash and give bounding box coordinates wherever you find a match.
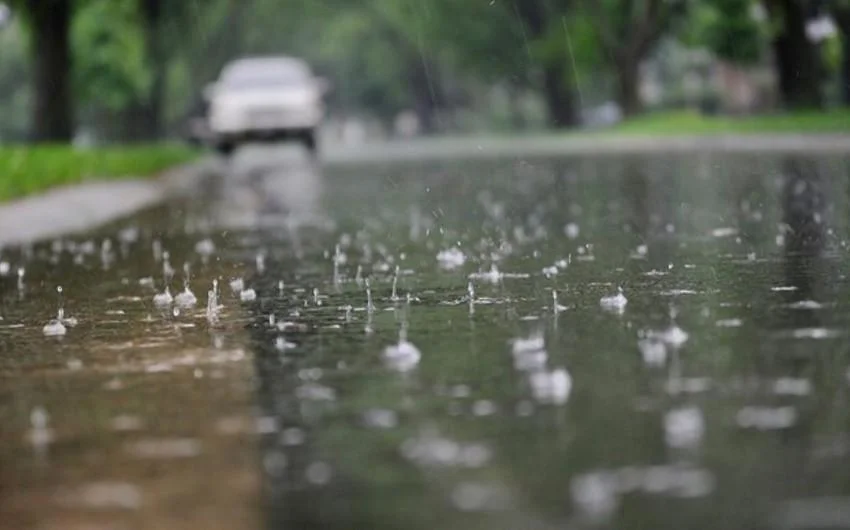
[366,279,375,313]
[27,406,54,451]
[529,368,572,405]
[391,265,401,302]
[510,332,547,371]
[162,251,175,282]
[224,275,242,292]
[152,239,163,262]
[638,338,667,367]
[437,247,466,270]
[195,238,216,259]
[552,290,568,313]
[383,322,421,371]
[333,244,343,288]
[599,286,628,313]
[240,288,257,302]
[153,286,173,307]
[42,318,66,337]
[206,280,221,324]
[174,263,197,308]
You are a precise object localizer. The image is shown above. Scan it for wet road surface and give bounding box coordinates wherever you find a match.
[4,145,850,529]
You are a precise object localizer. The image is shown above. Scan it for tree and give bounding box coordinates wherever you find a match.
[12,0,76,142]
[582,0,688,116]
[829,0,850,104]
[513,0,580,127]
[762,0,823,109]
[700,0,763,65]
[137,0,163,139]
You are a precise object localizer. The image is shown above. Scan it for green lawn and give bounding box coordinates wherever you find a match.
[0,144,199,201]
[608,109,850,135]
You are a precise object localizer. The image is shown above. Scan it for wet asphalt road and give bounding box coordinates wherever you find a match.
[4,145,850,529]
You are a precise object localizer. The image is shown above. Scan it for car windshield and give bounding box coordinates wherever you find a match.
[220,61,310,89]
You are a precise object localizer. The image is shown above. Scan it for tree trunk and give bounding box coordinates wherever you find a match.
[507,83,527,130]
[542,64,579,128]
[514,0,579,129]
[29,0,74,142]
[765,0,823,109]
[615,58,642,117]
[833,10,850,105]
[138,0,164,140]
[409,58,441,135]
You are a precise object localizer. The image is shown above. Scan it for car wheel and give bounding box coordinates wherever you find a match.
[215,140,236,157]
[301,130,318,155]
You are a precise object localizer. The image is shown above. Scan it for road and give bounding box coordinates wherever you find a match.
[2,143,850,529]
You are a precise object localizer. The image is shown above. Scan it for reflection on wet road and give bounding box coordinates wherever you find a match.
[4,145,850,529]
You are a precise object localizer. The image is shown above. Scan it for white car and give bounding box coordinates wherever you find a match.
[204,56,328,155]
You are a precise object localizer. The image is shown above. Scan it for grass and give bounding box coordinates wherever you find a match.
[0,144,199,201]
[608,109,850,135]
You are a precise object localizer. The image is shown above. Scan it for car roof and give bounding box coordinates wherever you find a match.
[220,56,312,80]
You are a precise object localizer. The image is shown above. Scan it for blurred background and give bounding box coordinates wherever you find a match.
[0,0,848,147]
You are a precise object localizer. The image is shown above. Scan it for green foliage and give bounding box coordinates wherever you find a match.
[0,19,29,140]
[0,144,198,200]
[698,0,763,64]
[72,0,150,110]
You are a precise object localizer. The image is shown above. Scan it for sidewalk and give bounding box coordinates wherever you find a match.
[0,158,217,247]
